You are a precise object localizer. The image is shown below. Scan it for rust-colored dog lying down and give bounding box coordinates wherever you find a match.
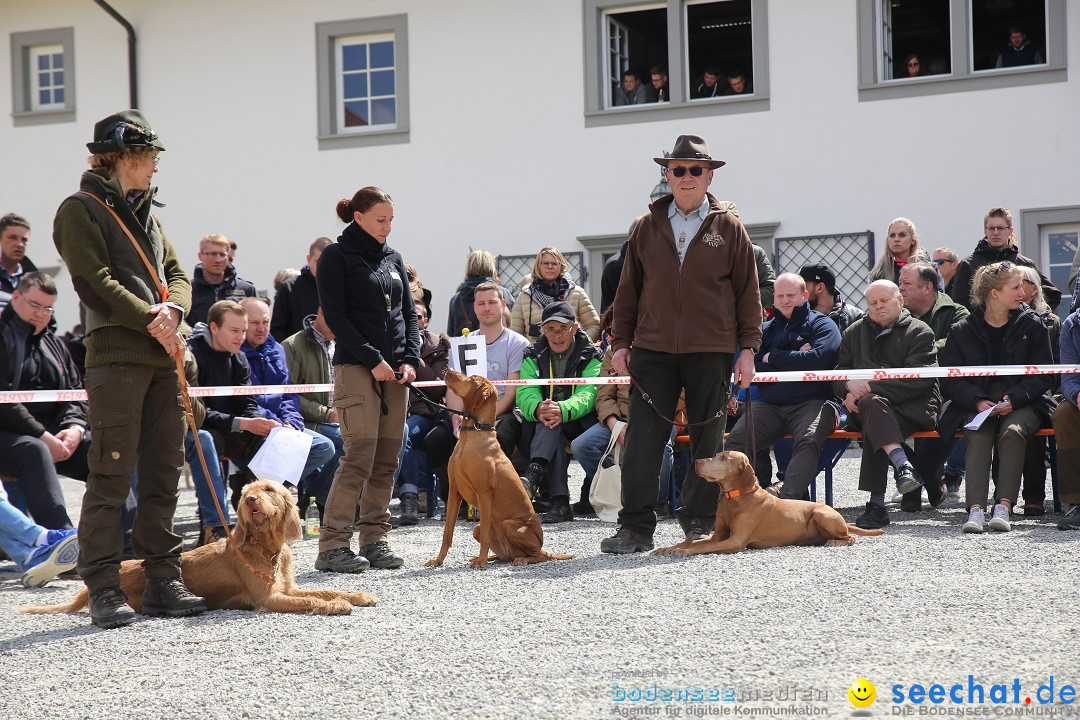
[21,480,377,617]
[427,369,574,568]
[656,451,884,556]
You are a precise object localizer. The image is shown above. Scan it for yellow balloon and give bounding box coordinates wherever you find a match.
[848,678,876,709]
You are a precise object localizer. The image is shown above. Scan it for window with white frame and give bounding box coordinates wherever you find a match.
[30,45,66,111]
[336,34,397,130]
[10,28,75,125]
[316,15,409,149]
[857,0,1064,99]
[584,0,769,124]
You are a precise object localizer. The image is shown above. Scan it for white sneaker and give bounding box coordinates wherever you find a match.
[988,504,1012,532]
[889,488,929,504]
[963,507,986,534]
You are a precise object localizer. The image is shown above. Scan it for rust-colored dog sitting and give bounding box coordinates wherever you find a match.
[426,369,574,568]
[21,480,377,617]
[656,450,884,556]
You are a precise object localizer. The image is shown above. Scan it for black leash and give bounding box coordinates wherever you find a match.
[404,380,495,431]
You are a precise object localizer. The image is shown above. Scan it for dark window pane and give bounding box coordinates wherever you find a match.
[370,69,395,96]
[343,100,369,127]
[342,43,367,72]
[39,89,50,105]
[38,72,51,88]
[54,88,64,104]
[371,98,396,125]
[607,7,667,105]
[972,0,1047,71]
[53,53,63,69]
[885,0,951,79]
[37,54,49,70]
[343,72,369,99]
[53,71,63,85]
[371,41,394,68]
[687,1,754,98]
[1049,232,1078,265]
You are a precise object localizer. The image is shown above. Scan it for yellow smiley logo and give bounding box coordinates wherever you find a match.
[847,678,876,709]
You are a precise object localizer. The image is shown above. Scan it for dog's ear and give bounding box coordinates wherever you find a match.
[232,503,249,548]
[282,502,303,544]
[738,456,756,490]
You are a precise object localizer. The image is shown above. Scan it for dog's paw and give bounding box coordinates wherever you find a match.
[317,598,354,615]
[468,556,490,569]
[424,557,444,568]
[654,546,676,556]
[347,592,379,607]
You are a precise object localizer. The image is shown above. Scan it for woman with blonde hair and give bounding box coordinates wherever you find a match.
[445,249,514,335]
[937,262,1054,533]
[869,217,932,285]
[511,246,600,342]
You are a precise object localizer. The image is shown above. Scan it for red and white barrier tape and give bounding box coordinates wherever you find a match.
[2,364,1076,404]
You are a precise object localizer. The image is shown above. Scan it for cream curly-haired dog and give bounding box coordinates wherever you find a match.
[21,480,377,617]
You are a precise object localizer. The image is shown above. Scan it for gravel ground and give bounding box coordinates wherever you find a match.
[2,451,1078,720]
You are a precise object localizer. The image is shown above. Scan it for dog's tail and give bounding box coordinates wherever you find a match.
[542,551,576,561]
[18,589,90,615]
[846,525,886,537]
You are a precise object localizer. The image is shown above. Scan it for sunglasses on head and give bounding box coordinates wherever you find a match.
[669,166,704,177]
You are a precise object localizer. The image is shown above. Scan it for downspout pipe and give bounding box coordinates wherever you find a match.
[93,0,138,108]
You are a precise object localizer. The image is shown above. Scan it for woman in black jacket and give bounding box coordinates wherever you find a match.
[315,186,420,573]
[939,262,1054,534]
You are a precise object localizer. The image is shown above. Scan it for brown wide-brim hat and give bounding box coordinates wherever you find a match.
[653,134,725,169]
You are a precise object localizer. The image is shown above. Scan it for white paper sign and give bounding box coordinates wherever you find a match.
[449,335,488,377]
[247,426,313,486]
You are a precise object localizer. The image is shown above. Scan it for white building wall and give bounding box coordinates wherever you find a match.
[2,0,1078,331]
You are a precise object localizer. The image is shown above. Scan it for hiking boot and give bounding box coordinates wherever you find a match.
[88,586,137,629]
[1057,505,1080,530]
[315,547,370,573]
[854,502,890,530]
[359,540,405,569]
[198,526,229,547]
[963,507,986,534]
[988,504,1011,532]
[541,497,574,524]
[399,492,419,526]
[572,499,596,516]
[21,529,79,589]
[894,462,923,495]
[900,489,922,512]
[1022,501,1045,516]
[142,577,208,617]
[600,526,654,555]
[682,516,713,542]
[520,462,545,501]
[943,471,962,498]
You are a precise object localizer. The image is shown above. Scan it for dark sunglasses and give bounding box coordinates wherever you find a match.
[932,258,955,266]
[669,166,704,177]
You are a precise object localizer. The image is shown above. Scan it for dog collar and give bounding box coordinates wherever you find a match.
[723,483,760,500]
[242,533,280,585]
[460,420,495,432]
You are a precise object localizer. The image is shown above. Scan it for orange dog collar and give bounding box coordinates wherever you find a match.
[723,483,760,500]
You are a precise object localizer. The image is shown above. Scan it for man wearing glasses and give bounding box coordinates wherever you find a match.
[0,272,89,531]
[605,134,761,554]
[948,207,1060,313]
[516,301,602,523]
[186,233,256,326]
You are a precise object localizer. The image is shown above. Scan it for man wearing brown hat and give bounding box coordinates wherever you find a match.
[605,134,762,554]
[53,110,207,628]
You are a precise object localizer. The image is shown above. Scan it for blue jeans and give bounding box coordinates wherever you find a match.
[571,423,674,504]
[0,482,46,568]
[299,427,337,490]
[398,415,438,495]
[300,423,342,508]
[186,429,230,528]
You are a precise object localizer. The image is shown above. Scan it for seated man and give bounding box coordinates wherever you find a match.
[613,70,646,106]
[832,281,939,529]
[800,263,863,334]
[0,272,87,530]
[0,212,38,314]
[239,297,335,497]
[186,233,256,326]
[899,262,970,510]
[727,273,841,499]
[1053,307,1080,530]
[187,301,277,531]
[282,307,343,518]
[517,302,602,523]
[0,483,78,588]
